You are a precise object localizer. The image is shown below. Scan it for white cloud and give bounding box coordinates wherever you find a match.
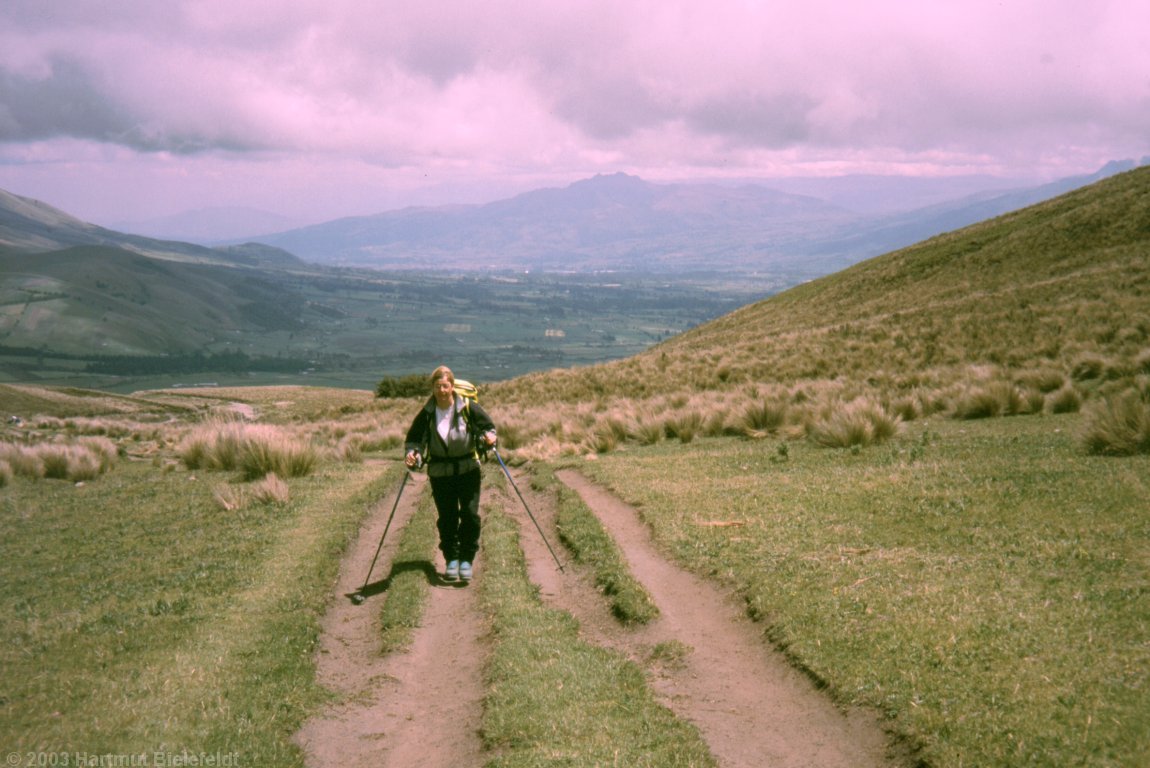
[1,0,1147,219]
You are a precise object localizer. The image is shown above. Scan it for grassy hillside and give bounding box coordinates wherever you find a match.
[488,167,1149,454]
[667,165,1148,381]
[0,246,309,355]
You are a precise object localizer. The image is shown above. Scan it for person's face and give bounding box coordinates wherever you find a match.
[433,377,454,407]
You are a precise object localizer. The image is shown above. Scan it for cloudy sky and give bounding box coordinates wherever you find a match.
[1,0,1147,226]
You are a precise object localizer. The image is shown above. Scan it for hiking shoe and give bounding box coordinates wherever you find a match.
[444,560,460,581]
[459,561,473,582]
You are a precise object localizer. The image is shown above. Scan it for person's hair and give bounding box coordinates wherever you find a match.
[430,365,455,388]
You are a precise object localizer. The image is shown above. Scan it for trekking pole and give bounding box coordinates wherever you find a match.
[352,469,410,603]
[492,447,565,573]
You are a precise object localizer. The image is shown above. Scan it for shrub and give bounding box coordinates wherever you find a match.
[1080,390,1150,456]
[809,398,900,449]
[375,373,430,399]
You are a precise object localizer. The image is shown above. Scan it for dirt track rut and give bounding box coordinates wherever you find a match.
[294,472,485,768]
[296,465,900,767]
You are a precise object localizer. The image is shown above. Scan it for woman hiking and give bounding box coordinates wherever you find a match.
[404,365,497,583]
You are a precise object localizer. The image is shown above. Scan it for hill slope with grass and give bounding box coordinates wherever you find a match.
[0,246,310,356]
[492,166,1149,412]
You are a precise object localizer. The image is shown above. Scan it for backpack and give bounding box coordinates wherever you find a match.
[454,379,479,405]
[453,379,490,461]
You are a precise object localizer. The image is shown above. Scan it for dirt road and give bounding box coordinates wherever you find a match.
[295,465,902,767]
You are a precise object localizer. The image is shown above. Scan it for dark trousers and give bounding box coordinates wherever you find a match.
[429,468,482,562]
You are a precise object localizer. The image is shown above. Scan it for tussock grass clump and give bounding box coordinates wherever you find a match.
[250,473,290,506]
[1080,389,1150,455]
[180,420,318,479]
[212,483,244,511]
[1046,384,1082,414]
[628,410,666,446]
[1015,367,1066,394]
[0,443,44,478]
[40,444,101,481]
[664,409,704,444]
[0,439,117,482]
[809,398,899,449]
[1071,353,1110,382]
[238,430,318,481]
[741,397,789,436]
[1136,348,1150,375]
[951,380,1026,419]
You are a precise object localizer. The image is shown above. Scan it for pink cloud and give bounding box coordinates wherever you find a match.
[1,0,1147,221]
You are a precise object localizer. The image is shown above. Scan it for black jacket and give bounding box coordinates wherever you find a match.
[404,395,496,477]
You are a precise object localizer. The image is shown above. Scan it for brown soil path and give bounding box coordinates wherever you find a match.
[294,470,486,768]
[296,463,903,768]
[522,469,898,768]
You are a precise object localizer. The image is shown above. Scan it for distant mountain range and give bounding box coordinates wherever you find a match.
[8,160,1143,277]
[244,160,1147,274]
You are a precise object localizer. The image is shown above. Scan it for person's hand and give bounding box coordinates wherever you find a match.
[483,432,497,447]
[405,450,421,468]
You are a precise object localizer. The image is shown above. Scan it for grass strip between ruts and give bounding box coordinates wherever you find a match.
[377,478,438,653]
[530,463,659,625]
[477,504,716,767]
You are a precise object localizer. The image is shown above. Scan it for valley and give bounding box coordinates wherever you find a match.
[0,261,786,392]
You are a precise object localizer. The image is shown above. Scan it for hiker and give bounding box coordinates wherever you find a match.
[404,365,497,583]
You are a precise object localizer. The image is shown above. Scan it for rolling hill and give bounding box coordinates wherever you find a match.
[491,165,1150,408]
[0,246,310,356]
